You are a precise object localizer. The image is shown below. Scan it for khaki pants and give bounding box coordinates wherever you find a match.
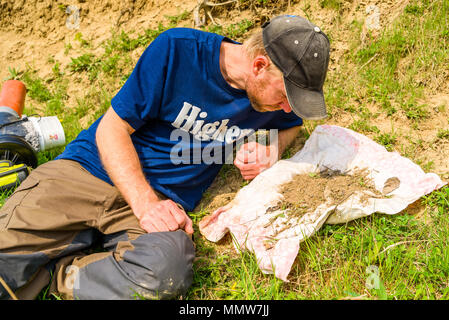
[0,159,195,300]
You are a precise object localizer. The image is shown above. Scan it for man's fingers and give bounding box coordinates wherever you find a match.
[139,200,194,235]
[235,150,249,164]
[236,143,271,165]
[158,210,179,231]
[234,159,260,180]
[234,157,243,168]
[242,173,257,180]
[234,157,257,169]
[240,166,261,180]
[184,217,194,235]
[236,142,259,162]
[170,202,194,235]
[140,215,168,233]
[163,200,193,234]
[199,204,231,229]
[159,200,191,232]
[235,161,258,173]
[242,141,258,151]
[236,149,257,163]
[139,202,177,233]
[167,201,188,227]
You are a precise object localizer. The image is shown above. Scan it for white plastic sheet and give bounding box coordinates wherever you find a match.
[199,125,447,281]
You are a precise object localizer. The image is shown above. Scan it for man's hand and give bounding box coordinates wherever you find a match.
[97,107,194,236]
[135,199,194,235]
[233,126,301,180]
[234,141,278,180]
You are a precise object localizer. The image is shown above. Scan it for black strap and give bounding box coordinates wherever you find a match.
[0,117,29,130]
[0,164,29,178]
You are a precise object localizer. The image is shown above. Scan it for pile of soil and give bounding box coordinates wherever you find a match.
[275,168,386,220]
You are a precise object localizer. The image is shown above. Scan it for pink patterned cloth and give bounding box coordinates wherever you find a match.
[199,125,447,281]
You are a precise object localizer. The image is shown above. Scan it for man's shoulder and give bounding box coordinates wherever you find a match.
[158,27,224,44]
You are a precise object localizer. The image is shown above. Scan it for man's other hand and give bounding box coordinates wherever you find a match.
[234,141,278,180]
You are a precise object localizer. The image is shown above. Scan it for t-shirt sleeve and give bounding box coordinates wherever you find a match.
[263,110,303,130]
[110,32,171,130]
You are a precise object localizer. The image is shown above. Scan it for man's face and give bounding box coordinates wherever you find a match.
[246,71,292,114]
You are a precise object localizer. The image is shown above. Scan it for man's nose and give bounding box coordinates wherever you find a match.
[279,101,292,113]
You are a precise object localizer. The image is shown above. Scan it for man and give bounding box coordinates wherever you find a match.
[0,15,329,300]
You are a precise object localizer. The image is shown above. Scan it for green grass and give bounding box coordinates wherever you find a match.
[359,0,447,111]
[204,19,255,40]
[185,0,449,300]
[349,119,380,134]
[319,0,344,12]
[437,129,449,140]
[327,0,448,136]
[187,186,449,299]
[375,132,398,152]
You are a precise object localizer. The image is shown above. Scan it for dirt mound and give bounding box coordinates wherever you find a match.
[277,168,385,220]
[0,0,157,37]
[256,168,393,245]
[0,0,195,81]
[0,0,410,80]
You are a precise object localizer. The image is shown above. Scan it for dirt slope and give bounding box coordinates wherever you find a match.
[0,0,195,80]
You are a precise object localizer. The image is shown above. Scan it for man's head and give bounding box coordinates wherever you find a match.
[243,15,330,120]
[243,31,291,114]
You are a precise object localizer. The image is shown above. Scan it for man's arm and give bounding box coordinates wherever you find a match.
[96,107,193,235]
[234,125,301,180]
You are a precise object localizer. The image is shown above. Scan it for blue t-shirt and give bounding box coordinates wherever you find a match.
[57,28,302,211]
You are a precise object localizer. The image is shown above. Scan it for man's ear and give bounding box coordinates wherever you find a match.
[252,55,270,77]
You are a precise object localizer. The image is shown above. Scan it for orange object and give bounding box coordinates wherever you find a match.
[0,80,27,117]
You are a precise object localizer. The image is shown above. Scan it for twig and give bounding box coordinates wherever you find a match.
[0,275,18,300]
[209,287,240,292]
[205,0,237,7]
[193,0,237,27]
[378,239,433,256]
[357,53,378,71]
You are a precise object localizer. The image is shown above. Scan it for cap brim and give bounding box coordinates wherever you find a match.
[284,77,327,120]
